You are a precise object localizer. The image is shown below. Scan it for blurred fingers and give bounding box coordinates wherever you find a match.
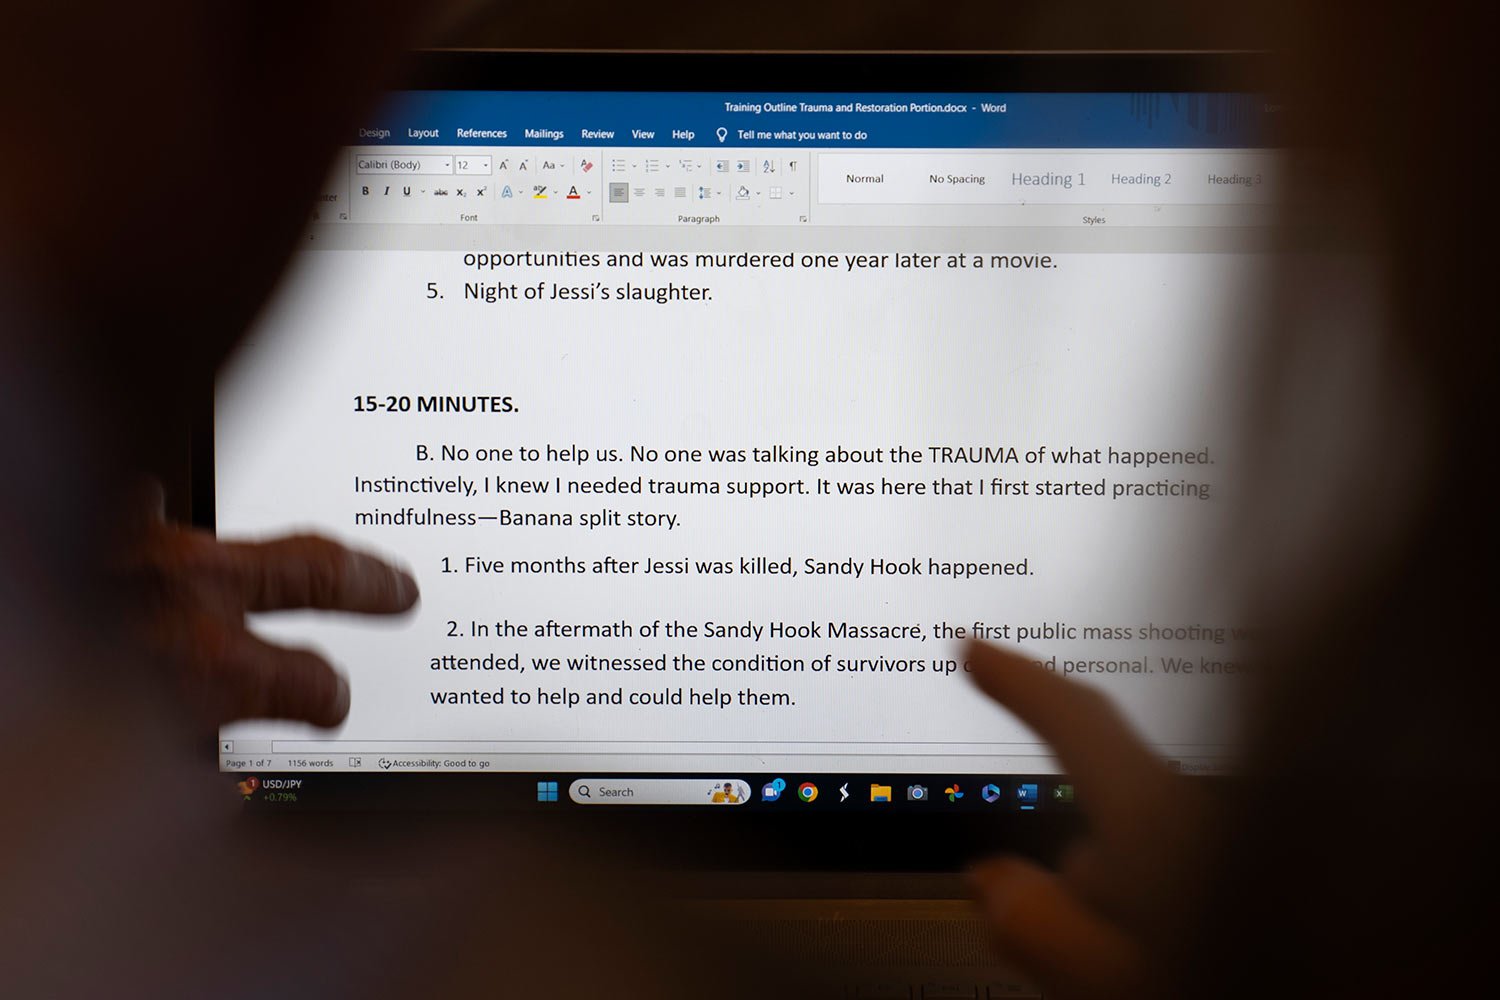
[193,622,350,726]
[130,477,167,525]
[222,534,418,614]
[964,639,1164,817]
[971,856,1147,1000]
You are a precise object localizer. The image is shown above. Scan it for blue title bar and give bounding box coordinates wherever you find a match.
[357,91,1273,149]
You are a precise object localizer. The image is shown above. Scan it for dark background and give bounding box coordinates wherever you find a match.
[430,0,1277,53]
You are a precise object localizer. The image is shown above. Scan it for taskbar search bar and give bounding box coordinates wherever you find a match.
[568,778,750,805]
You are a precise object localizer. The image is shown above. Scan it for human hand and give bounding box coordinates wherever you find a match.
[965,640,1202,1000]
[117,487,418,728]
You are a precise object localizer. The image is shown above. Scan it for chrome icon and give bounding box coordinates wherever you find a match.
[797,782,819,803]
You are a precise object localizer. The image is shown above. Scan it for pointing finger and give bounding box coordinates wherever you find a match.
[965,639,1165,825]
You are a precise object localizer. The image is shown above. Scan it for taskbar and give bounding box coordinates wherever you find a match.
[231,770,1087,813]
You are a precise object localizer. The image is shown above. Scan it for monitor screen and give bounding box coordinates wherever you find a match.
[213,57,1275,813]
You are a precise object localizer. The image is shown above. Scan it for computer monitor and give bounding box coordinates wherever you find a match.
[202,51,1273,865]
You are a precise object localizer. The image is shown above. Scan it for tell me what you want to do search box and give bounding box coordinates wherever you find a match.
[568,779,751,805]
[815,151,1280,205]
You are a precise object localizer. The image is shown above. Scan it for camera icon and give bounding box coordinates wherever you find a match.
[906,784,929,802]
